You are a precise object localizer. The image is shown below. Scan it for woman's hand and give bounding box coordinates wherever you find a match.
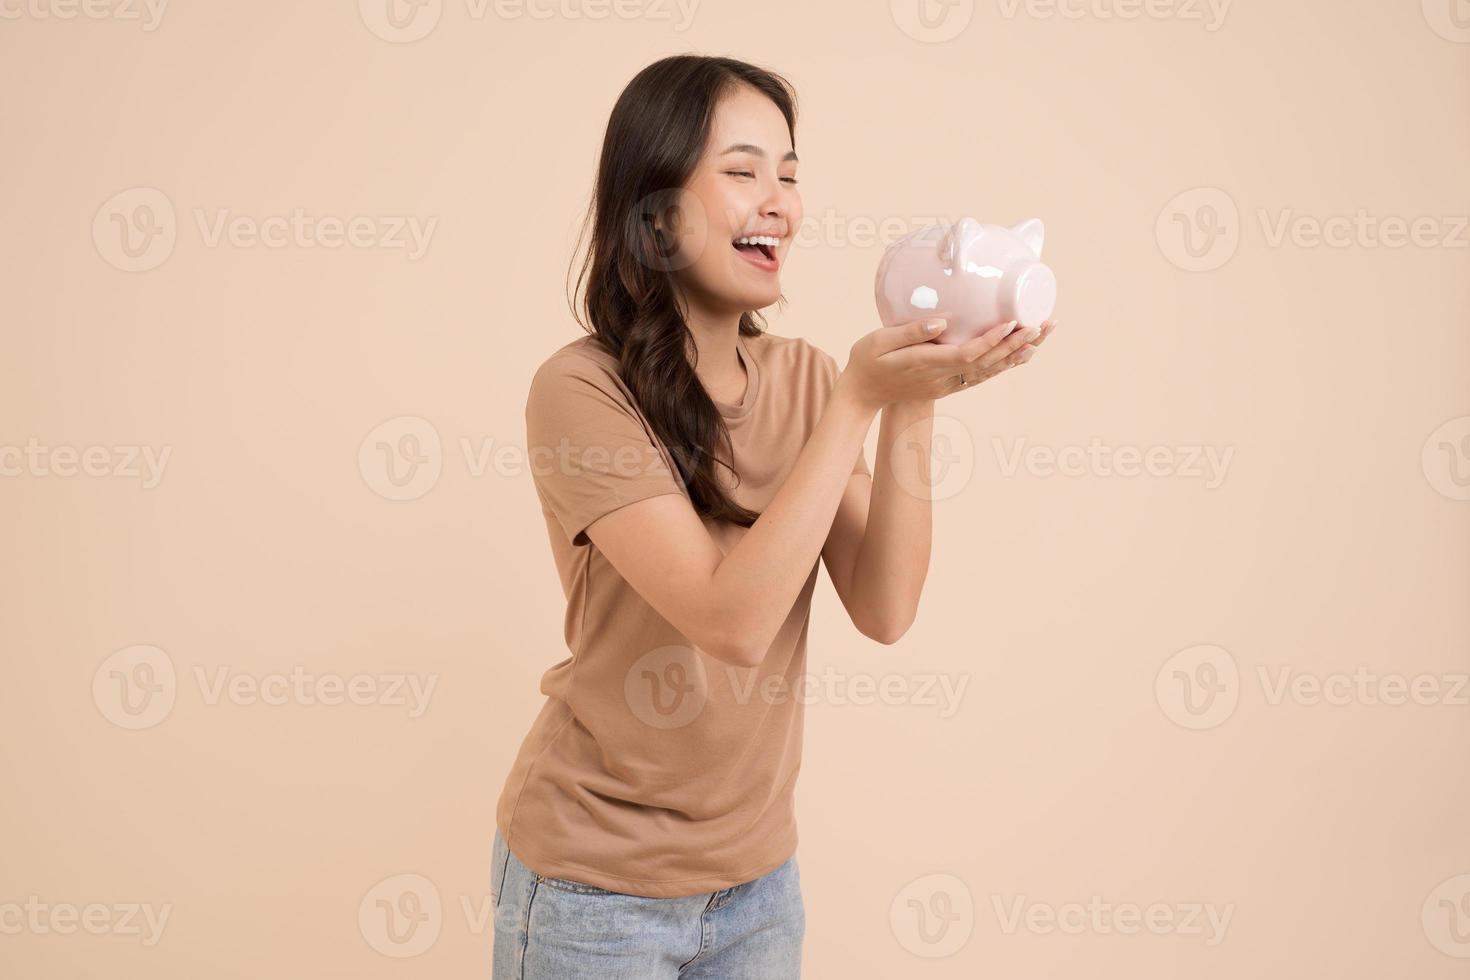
[838,317,1056,412]
[951,317,1056,391]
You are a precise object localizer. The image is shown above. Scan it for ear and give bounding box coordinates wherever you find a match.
[1010,218,1045,257]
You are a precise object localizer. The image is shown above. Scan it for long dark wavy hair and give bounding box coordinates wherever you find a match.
[567,55,798,528]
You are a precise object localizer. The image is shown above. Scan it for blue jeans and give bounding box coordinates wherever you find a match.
[490,828,805,979]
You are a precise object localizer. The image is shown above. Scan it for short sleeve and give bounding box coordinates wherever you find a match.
[525,357,688,547]
[817,348,872,479]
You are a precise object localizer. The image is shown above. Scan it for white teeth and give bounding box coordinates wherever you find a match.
[736,236,781,247]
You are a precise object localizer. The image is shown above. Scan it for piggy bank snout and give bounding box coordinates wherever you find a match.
[1001,260,1056,330]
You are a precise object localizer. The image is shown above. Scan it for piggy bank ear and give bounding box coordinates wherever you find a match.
[938,217,981,273]
[1009,218,1045,257]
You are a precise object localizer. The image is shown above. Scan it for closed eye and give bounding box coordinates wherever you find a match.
[726,170,800,185]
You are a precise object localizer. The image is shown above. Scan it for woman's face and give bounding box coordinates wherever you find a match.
[666,84,802,315]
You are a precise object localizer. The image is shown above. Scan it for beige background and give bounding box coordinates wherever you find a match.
[3,0,1468,976]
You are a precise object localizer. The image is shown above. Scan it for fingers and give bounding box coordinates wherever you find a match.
[871,315,951,355]
[966,321,1041,370]
[888,318,1057,400]
[951,321,1020,364]
[939,321,1053,396]
[942,352,1023,397]
[1030,319,1057,347]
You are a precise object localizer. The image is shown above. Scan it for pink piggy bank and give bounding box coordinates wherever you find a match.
[874,217,1057,345]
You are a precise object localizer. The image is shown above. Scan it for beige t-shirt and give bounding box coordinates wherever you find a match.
[495,328,871,898]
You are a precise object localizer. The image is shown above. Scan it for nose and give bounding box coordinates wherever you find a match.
[758,180,791,230]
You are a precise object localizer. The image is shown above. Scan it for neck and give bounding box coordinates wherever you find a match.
[676,288,746,395]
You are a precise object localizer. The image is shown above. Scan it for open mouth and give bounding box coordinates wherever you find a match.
[732,234,780,269]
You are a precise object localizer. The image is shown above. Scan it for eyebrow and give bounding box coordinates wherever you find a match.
[721,143,799,163]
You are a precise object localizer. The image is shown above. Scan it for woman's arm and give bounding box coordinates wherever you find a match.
[821,319,1056,643]
[578,318,1035,669]
[583,374,879,669]
[821,399,935,645]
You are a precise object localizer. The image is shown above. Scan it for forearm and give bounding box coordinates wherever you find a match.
[709,377,877,664]
[847,399,935,640]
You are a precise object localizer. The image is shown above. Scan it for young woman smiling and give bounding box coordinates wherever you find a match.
[490,54,1053,979]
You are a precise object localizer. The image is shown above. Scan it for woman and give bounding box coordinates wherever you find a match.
[491,54,1052,979]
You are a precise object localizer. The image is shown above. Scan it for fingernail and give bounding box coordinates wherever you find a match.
[925,318,945,333]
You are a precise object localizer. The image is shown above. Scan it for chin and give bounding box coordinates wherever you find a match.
[739,284,782,310]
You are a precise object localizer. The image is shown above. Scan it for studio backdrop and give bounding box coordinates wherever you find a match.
[2,2,1467,978]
